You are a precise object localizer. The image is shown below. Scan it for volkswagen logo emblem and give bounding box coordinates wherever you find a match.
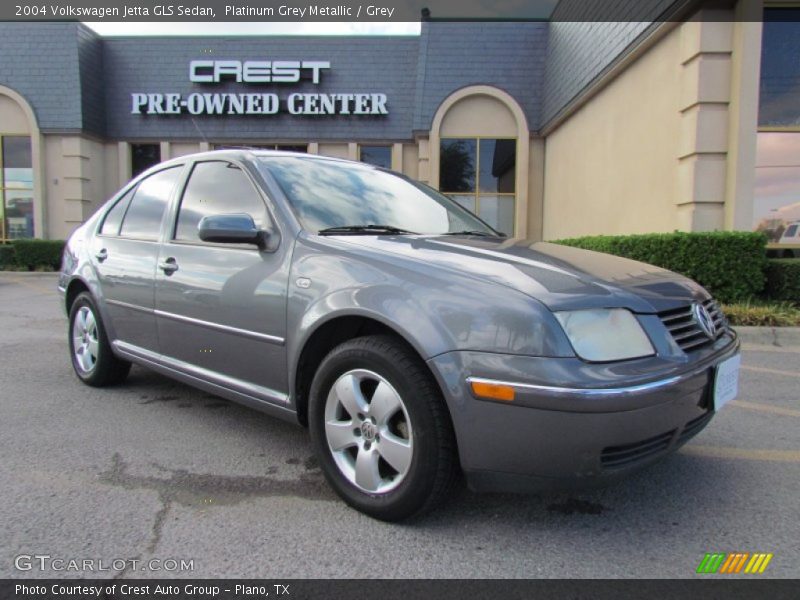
[692,303,717,339]
[361,421,377,442]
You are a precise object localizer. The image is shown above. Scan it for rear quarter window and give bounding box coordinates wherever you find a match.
[99,188,134,236]
[119,167,182,241]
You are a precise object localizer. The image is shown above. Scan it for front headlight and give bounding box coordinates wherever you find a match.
[554,308,654,362]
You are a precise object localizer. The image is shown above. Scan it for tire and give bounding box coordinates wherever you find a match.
[68,291,131,387]
[308,335,457,521]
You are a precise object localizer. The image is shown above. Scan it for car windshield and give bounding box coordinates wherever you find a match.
[259,156,498,235]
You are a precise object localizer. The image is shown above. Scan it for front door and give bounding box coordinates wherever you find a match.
[154,160,291,403]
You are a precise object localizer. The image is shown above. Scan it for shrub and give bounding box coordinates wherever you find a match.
[721,300,800,327]
[12,239,66,271]
[0,244,16,269]
[764,259,800,303]
[553,231,767,303]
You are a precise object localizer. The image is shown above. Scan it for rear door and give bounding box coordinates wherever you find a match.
[91,165,184,354]
[154,159,292,404]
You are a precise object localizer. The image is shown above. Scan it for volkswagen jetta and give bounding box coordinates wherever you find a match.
[58,150,740,521]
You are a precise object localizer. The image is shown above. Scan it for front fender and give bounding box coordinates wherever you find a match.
[285,235,574,408]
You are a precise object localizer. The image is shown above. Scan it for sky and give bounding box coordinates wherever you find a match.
[83,22,422,36]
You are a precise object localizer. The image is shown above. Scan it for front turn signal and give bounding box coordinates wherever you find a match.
[470,380,515,402]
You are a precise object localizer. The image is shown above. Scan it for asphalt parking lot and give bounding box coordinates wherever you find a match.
[1,273,798,579]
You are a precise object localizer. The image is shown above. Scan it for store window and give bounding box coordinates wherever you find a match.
[359,145,392,169]
[215,144,308,153]
[1,136,34,240]
[754,9,800,245]
[440,138,515,234]
[131,143,161,178]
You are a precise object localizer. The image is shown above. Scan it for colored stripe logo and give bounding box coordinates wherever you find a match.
[697,552,773,574]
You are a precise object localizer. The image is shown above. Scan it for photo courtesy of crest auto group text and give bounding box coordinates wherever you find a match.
[0,0,797,597]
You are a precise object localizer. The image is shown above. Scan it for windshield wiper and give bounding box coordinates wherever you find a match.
[441,230,502,237]
[318,224,418,235]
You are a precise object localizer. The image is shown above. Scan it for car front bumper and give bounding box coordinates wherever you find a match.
[427,331,740,493]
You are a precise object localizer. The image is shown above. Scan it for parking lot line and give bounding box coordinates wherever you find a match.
[740,344,800,354]
[731,400,800,418]
[5,276,59,295]
[681,445,800,463]
[741,364,800,378]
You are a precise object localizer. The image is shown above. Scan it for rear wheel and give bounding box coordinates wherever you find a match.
[68,292,131,387]
[309,335,457,521]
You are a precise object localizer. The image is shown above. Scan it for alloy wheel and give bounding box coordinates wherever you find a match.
[323,368,414,494]
[72,305,99,373]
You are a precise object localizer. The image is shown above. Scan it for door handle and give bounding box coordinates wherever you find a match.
[159,257,179,275]
[95,249,108,262]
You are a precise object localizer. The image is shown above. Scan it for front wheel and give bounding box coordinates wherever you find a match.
[68,292,131,387]
[308,335,457,521]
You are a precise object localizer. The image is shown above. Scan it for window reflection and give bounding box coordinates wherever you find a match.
[119,167,181,240]
[440,138,516,234]
[360,146,392,169]
[759,10,800,127]
[262,157,490,235]
[479,139,516,193]
[440,139,476,192]
[1,136,34,240]
[131,144,161,178]
[176,161,267,242]
[753,132,800,242]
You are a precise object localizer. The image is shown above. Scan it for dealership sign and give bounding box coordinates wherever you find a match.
[131,60,388,116]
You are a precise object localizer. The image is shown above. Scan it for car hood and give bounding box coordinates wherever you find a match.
[332,235,709,313]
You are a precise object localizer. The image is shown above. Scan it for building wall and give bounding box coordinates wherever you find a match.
[542,25,684,239]
[43,135,114,239]
[0,95,29,134]
[541,13,754,240]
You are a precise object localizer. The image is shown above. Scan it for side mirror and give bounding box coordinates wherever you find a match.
[198,213,271,249]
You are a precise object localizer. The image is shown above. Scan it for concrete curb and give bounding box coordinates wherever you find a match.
[0,271,58,277]
[734,326,800,349]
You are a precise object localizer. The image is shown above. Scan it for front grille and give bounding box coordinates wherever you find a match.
[600,429,676,469]
[659,298,727,353]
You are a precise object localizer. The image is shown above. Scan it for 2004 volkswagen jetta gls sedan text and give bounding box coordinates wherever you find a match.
[58,150,741,521]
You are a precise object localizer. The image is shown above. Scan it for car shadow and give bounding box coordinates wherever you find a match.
[114,366,743,535]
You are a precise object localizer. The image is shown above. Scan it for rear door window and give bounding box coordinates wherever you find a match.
[119,167,182,241]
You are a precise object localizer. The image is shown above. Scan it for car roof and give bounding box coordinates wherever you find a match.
[156,148,374,170]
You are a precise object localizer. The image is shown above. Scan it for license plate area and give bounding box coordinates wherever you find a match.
[713,353,741,411]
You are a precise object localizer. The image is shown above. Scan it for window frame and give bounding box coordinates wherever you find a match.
[439,136,517,233]
[167,158,276,250]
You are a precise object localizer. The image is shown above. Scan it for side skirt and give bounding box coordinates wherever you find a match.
[112,340,301,426]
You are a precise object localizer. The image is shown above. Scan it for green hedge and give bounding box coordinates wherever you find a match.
[554,232,767,303]
[0,244,16,269]
[11,239,66,271]
[764,259,800,303]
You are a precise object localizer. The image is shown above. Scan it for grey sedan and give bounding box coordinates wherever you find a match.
[58,150,740,521]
